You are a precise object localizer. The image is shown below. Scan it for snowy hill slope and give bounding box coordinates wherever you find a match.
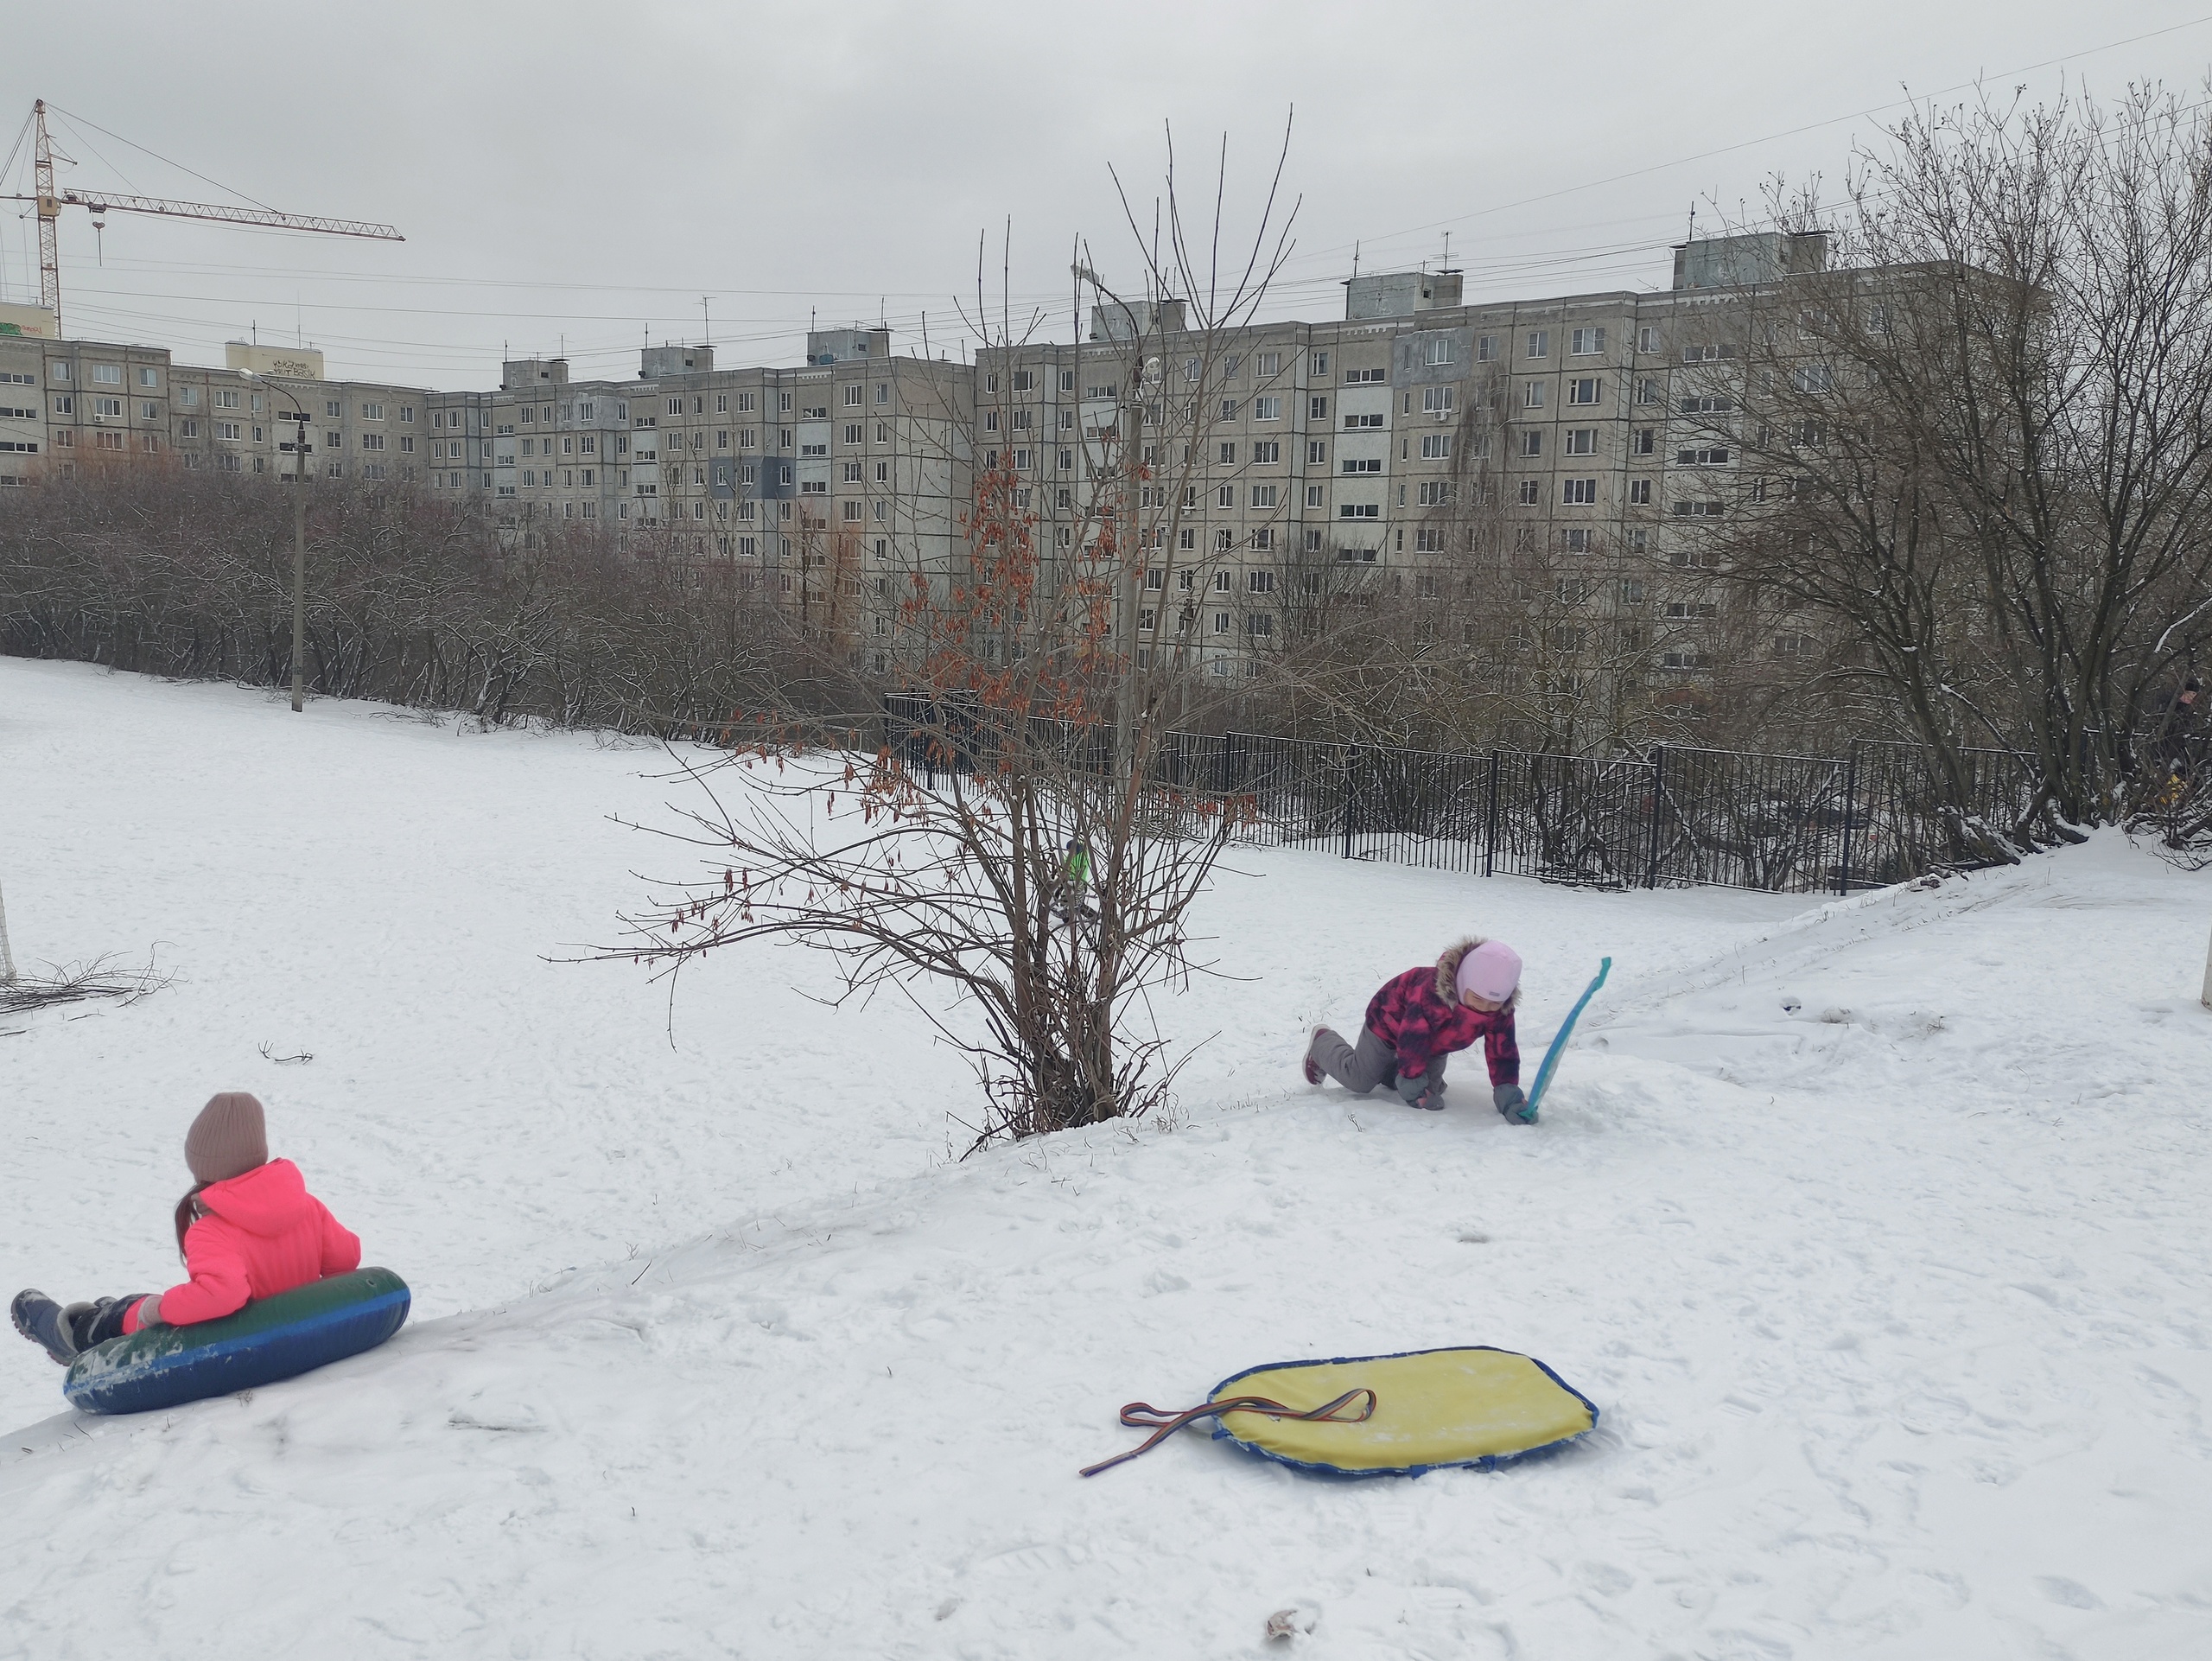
[3,659,2210,1659]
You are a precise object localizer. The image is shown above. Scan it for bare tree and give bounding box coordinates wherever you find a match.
[595,128,1303,1145]
[1705,85,2212,845]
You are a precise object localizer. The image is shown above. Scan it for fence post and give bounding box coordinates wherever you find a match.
[1838,748,1859,896]
[1341,745,1357,861]
[1483,750,1501,878]
[1645,745,1666,889]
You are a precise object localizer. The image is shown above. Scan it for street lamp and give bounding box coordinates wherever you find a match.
[239,371,314,712]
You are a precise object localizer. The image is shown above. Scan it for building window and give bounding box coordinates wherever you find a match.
[1338,502,1380,519]
[1342,366,1386,385]
[1419,433,1452,460]
[1254,395,1281,420]
[1629,479,1652,505]
[361,402,385,420]
[92,363,123,385]
[1677,446,1731,467]
[1672,500,1726,518]
[1421,386,1454,417]
[1521,430,1543,457]
[1416,480,1450,506]
[1525,330,1549,360]
[1217,484,1236,508]
[1562,478,1598,505]
[1567,379,1599,405]
[1563,528,1596,553]
[1341,458,1382,474]
[1569,327,1606,356]
[1564,429,1597,456]
[1305,484,1324,507]
[1343,412,1382,430]
[1250,484,1278,508]
[1523,382,1545,409]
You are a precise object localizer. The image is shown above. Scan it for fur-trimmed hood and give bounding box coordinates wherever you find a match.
[1434,937,1519,1011]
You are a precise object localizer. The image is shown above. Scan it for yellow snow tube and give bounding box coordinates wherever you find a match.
[1211,1346,1598,1475]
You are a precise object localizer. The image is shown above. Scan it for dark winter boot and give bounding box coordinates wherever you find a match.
[1302,1029,1326,1087]
[79,1296,151,1349]
[10,1290,93,1366]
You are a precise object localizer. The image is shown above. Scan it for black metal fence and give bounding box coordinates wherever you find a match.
[880,695,2036,895]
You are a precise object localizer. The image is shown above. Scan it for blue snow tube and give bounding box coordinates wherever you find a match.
[62,1267,410,1415]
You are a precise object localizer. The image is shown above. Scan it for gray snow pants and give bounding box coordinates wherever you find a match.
[1306,1026,1445,1097]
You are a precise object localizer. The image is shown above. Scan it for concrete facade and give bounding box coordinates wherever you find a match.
[2,232,1827,685]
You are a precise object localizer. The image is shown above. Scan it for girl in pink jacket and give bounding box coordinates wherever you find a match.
[11,1091,362,1366]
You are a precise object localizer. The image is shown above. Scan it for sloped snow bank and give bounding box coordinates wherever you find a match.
[3,660,2209,1659]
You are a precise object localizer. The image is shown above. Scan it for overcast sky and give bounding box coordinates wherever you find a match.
[5,2,2210,390]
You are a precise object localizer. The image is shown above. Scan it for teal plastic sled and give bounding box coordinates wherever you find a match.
[1521,958,1611,1122]
[63,1267,410,1415]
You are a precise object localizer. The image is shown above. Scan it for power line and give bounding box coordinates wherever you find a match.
[1289,11,2212,268]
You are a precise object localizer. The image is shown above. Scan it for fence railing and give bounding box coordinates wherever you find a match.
[880,695,2037,895]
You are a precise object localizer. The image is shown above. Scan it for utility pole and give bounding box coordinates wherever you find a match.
[289,458,308,711]
[244,369,314,711]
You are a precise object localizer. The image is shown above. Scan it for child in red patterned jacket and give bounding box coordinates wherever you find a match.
[1303,938,1530,1123]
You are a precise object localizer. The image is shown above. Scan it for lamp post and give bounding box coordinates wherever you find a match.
[241,372,313,711]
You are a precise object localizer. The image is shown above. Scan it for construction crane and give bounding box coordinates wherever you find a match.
[3,99,403,337]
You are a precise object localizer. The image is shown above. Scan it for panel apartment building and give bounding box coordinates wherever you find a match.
[976,229,1830,684]
[0,230,1829,683]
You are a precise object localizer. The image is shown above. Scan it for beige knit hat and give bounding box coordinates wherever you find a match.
[185,1091,269,1185]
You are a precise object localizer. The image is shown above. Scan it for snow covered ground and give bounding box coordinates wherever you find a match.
[3,656,2209,1660]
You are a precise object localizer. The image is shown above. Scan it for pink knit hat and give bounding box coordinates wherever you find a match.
[1456,939,1522,1003]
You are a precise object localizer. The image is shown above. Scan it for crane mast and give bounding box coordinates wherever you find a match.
[7,99,404,337]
